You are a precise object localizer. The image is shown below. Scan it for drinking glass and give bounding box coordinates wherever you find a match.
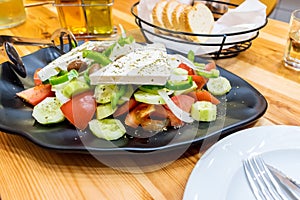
[205,0,229,19]
[283,9,300,70]
[0,0,26,29]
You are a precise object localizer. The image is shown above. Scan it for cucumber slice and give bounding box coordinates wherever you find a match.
[94,84,116,103]
[119,84,134,103]
[32,97,65,124]
[174,81,197,96]
[172,68,188,75]
[191,101,217,122]
[196,69,220,78]
[62,79,90,98]
[207,76,231,96]
[96,103,117,120]
[134,90,165,104]
[89,119,126,140]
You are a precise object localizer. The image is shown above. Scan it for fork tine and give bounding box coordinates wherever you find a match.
[249,156,284,200]
[253,156,290,200]
[244,155,291,200]
[245,157,275,200]
[243,160,266,200]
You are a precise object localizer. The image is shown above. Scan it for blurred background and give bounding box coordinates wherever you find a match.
[22,0,299,23]
[269,0,300,22]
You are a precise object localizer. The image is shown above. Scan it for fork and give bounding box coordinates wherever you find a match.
[1,28,77,77]
[243,155,290,200]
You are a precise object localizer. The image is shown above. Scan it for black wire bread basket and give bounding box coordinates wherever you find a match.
[131,0,268,59]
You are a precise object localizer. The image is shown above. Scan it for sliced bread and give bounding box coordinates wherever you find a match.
[162,0,180,30]
[171,3,188,31]
[152,0,168,29]
[151,0,214,42]
[179,2,214,42]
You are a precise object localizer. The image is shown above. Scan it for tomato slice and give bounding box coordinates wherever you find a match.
[165,109,184,127]
[124,111,140,128]
[166,95,196,113]
[194,89,220,105]
[60,91,96,130]
[190,75,207,89]
[125,103,146,128]
[113,98,138,117]
[125,103,156,128]
[136,104,155,119]
[150,105,168,119]
[16,84,55,106]
[141,118,169,132]
[33,68,43,86]
[205,62,217,71]
[178,63,194,75]
[187,91,198,101]
[162,95,195,127]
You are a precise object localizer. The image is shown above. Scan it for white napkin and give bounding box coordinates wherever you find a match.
[137,0,267,55]
[213,0,267,33]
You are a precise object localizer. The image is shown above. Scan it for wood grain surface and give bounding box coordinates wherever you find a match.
[0,1,300,199]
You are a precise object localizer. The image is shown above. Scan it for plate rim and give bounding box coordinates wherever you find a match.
[183,125,300,200]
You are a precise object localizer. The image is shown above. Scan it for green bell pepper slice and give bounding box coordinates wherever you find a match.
[110,85,127,109]
[139,85,165,94]
[49,69,78,85]
[165,76,193,90]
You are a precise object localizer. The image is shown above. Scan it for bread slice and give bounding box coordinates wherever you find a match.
[152,0,168,29]
[151,1,214,42]
[162,0,180,30]
[179,2,214,42]
[171,3,188,31]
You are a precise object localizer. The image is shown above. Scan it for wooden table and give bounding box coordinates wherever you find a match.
[1,1,300,199]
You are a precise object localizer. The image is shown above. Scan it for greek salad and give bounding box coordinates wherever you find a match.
[16,35,231,141]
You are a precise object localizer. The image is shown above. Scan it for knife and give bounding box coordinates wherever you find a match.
[0,28,78,51]
[266,164,300,200]
[0,35,54,47]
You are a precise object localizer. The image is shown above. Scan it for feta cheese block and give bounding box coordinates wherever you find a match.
[90,48,180,85]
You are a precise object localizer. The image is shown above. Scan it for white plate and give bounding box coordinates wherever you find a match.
[183,125,300,200]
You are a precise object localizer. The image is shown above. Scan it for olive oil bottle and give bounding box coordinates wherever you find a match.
[84,0,113,35]
[54,0,113,36]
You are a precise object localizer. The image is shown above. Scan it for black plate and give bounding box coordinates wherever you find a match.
[0,45,267,155]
